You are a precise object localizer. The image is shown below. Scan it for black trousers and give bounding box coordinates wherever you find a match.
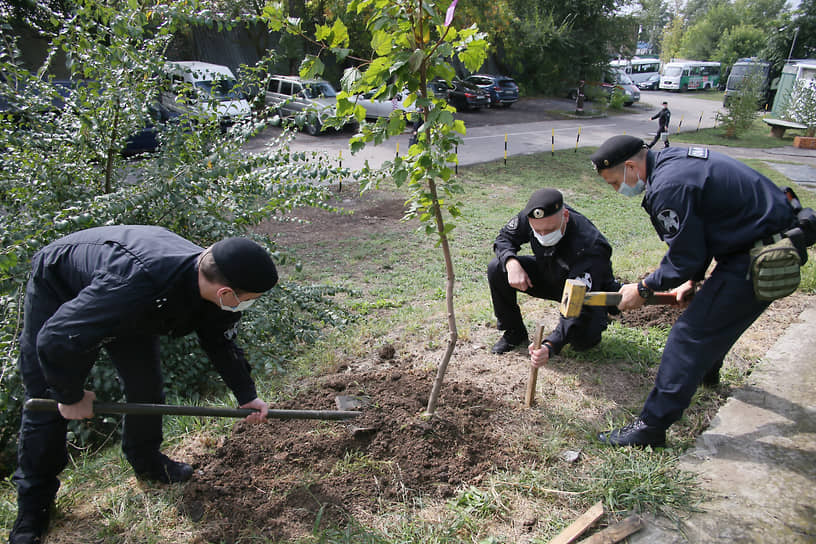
[649,126,669,148]
[641,253,769,429]
[487,256,608,351]
[13,274,166,510]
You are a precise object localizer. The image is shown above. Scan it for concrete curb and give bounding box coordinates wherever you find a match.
[630,302,816,543]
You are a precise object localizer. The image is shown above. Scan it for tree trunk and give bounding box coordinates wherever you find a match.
[425,178,458,416]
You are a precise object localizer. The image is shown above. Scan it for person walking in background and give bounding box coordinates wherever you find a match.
[648,101,671,148]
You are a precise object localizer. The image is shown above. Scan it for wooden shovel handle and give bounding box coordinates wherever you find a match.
[524,322,545,407]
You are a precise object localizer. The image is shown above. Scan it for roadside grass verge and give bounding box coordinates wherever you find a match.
[672,116,809,147]
[2,147,813,543]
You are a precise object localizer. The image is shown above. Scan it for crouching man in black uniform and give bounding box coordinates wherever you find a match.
[487,188,620,361]
[590,135,805,448]
[10,225,279,544]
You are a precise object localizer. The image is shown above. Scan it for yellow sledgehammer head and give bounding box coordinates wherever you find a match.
[560,279,587,318]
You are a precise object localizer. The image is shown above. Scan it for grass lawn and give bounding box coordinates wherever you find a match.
[2,145,814,543]
[673,116,810,148]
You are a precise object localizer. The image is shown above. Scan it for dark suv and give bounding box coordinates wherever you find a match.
[447,79,490,111]
[464,74,519,107]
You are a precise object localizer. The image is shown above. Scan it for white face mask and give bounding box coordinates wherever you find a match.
[618,164,646,197]
[533,213,565,247]
[218,290,255,312]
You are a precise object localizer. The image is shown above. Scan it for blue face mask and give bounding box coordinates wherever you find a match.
[618,165,646,197]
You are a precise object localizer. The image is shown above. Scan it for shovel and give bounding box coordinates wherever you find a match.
[25,398,361,421]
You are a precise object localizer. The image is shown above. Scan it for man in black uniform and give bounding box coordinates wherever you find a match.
[590,135,801,447]
[487,188,620,360]
[10,225,279,544]
[647,101,670,149]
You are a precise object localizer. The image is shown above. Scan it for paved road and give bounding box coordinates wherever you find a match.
[244,90,727,170]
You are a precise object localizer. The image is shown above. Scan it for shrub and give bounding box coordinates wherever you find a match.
[784,79,816,137]
[720,70,764,138]
[0,3,360,476]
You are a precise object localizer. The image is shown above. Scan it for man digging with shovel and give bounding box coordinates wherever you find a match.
[10,226,279,544]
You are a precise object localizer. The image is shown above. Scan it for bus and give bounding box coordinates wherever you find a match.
[659,61,721,91]
[610,57,662,86]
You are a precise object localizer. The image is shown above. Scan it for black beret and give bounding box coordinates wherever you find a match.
[590,135,647,171]
[211,237,278,293]
[522,188,563,219]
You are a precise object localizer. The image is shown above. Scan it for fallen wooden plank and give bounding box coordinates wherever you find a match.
[578,515,644,544]
[548,501,604,544]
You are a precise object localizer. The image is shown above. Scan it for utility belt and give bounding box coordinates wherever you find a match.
[747,187,816,302]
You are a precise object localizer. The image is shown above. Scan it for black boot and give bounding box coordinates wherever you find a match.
[9,504,50,544]
[134,452,193,484]
[702,360,723,388]
[491,330,528,354]
[598,417,666,447]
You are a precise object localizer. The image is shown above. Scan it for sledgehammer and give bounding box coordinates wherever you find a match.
[559,279,682,318]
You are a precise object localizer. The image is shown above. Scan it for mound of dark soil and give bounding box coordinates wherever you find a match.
[616,304,684,328]
[181,367,530,543]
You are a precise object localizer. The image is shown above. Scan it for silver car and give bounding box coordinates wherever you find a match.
[264,75,337,135]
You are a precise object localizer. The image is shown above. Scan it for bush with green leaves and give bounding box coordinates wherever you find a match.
[608,87,626,110]
[784,79,816,137]
[0,2,359,475]
[720,69,764,138]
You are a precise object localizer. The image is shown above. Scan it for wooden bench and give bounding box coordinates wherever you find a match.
[763,118,808,138]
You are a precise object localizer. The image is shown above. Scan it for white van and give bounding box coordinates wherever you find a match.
[160,61,251,126]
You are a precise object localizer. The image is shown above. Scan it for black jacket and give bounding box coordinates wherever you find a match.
[29,225,258,405]
[651,107,671,130]
[642,148,797,291]
[493,207,617,351]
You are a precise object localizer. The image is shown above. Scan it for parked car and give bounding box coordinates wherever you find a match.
[350,88,417,119]
[464,74,519,107]
[637,73,661,91]
[615,70,640,105]
[447,79,490,111]
[263,74,338,135]
[566,70,640,106]
[122,102,182,157]
[427,80,451,101]
[160,61,251,127]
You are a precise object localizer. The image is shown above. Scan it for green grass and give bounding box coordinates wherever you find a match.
[672,116,809,147]
[3,144,814,543]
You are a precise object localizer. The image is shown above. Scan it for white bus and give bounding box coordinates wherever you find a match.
[610,57,662,86]
[659,61,721,91]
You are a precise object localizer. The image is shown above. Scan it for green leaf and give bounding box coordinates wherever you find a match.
[408,49,424,72]
[299,55,325,80]
[371,30,393,56]
[330,20,350,48]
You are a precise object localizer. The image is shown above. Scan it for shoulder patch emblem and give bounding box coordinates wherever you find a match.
[223,322,239,341]
[572,272,593,291]
[506,216,519,231]
[687,147,709,159]
[656,209,681,236]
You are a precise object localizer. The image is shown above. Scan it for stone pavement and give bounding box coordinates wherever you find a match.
[629,145,816,544]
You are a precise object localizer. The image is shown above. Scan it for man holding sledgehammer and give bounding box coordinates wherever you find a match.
[588,135,815,448]
[10,226,279,544]
[487,188,621,358]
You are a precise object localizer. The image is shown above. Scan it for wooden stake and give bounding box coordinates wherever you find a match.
[524,322,545,407]
[578,515,643,543]
[548,501,604,544]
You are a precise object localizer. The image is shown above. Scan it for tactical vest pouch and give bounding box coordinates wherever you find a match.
[748,235,802,301]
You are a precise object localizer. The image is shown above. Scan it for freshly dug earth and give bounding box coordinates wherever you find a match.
[182,367,532,542]
[174,188,809,543]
